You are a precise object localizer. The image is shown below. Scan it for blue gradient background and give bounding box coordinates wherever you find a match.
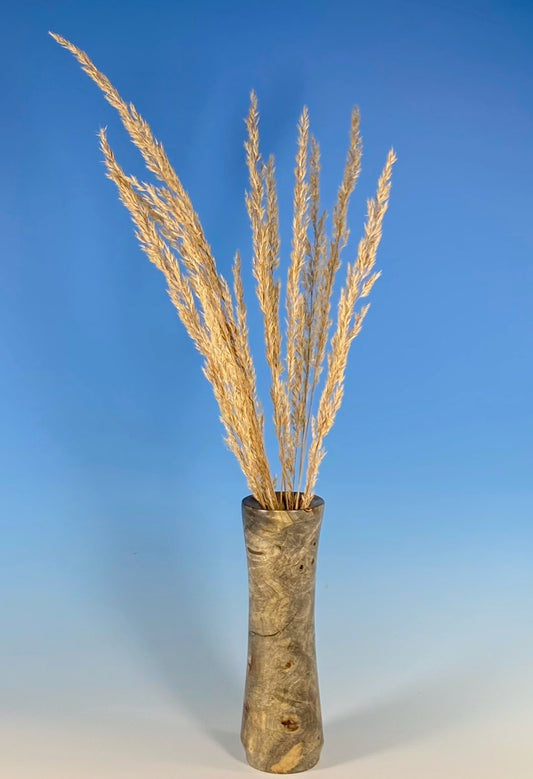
[1,1,532,776]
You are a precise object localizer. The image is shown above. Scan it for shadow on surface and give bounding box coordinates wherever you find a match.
[321,660,511,768]
[96,499,245,758]
[210,728,244,763]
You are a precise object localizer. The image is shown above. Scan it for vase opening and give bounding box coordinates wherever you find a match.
[244,492,324,512]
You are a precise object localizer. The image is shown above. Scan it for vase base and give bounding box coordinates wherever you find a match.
[243,742,322,774]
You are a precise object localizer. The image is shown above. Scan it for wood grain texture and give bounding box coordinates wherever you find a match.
[241,494,325,773]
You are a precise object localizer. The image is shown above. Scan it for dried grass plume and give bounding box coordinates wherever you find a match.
[50,31,396,510]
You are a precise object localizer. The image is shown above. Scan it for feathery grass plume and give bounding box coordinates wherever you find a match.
[244,96,290,508]
[301,147,397,508]
[286,108,311,501]
[294,112,363,506]
[303,115,361,459]
[99,128,276,507]
[51,31,396,512]
[50,32,277,508]
[294,135,327,503]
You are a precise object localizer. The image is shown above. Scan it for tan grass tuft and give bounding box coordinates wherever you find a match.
[51,31,396,511]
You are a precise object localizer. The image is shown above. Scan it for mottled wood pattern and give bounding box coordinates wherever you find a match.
[241,494,325,773]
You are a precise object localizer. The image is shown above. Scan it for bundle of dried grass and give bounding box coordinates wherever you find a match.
[50,32,396,510]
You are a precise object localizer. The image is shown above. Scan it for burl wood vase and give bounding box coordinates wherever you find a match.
[241,493,325,773]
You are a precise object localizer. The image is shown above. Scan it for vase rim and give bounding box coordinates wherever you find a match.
[242,492,324,512]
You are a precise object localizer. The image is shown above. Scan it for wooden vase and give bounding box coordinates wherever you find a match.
[241,493,325,773]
